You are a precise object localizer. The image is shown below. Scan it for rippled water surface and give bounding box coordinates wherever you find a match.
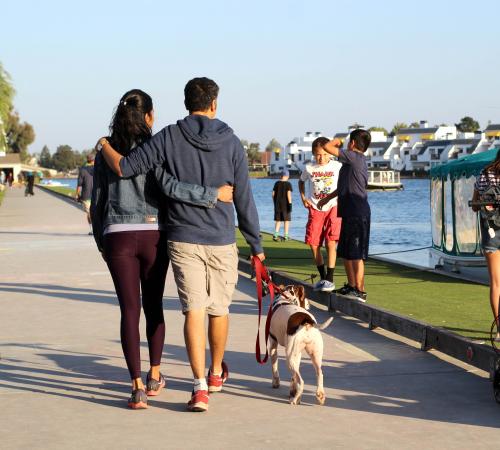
[54,177,432,265]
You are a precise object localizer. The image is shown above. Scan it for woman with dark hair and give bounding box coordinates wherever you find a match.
[91,89,232,409]
[472,149,500,340]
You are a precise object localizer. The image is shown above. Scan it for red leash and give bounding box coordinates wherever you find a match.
[253,256,281,364]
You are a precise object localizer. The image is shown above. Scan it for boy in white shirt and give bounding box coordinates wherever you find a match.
[299,137,342,292]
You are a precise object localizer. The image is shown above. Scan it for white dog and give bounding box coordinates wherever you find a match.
[269,284,333,405]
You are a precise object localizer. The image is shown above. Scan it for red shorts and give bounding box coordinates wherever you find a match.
[305,206,342,246]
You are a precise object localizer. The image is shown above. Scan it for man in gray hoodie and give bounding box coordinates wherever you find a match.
[98,77,264,412]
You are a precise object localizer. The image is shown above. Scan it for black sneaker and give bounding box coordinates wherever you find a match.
[128,389,148,409]
[351,288,367,303]
[334,283,355,296]
[272,235,280,241]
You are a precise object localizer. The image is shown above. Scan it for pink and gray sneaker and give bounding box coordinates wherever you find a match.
[145,371,166,396]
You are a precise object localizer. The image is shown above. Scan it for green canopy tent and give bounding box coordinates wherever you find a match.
[430,148,499,261]
[430,148,499,180]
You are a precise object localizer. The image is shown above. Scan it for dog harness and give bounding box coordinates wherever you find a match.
[269,301,317,347]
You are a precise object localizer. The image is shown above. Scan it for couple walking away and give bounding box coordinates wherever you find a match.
[91,77,265,411]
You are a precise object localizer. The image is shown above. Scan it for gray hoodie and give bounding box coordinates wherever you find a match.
[119,115,262,254]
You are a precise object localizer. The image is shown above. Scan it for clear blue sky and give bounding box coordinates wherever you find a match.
[2,0,499,153]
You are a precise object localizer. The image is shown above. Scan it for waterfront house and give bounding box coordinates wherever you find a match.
[366,131,396,169]
[280,122,499,175]
[392,121,457,171]
[484,124,500,148]
[272,131,331,175]
[446,138,481,160]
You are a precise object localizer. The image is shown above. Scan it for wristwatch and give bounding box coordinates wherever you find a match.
[96,138,108,152]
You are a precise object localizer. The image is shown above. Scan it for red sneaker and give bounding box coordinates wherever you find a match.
[208,360,229,393]
[187,389,209,412]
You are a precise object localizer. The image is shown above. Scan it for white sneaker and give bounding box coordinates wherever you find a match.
[320,280,335,292]
[313,280,326,291]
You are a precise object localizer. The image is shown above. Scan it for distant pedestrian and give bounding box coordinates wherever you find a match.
[24,172,35,197]
[319,129,372,303]
[272,170,292,241]
[299,137,342,292]
[0,170,5,186]
[6,172,13,188]
[76,154,95,235]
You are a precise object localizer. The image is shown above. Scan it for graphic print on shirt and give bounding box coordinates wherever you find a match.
[311,170,335,201]
[300,159,342,211]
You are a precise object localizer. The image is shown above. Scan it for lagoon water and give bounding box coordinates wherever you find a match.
[252,178,431,266]
[54,177,431,265]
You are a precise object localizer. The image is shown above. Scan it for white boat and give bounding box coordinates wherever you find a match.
[40,180,70,187]
[429,149,498,282]
[367,170,403,190]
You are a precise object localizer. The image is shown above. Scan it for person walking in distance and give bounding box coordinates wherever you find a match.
[272,170,292,241]
[76,154,95,235]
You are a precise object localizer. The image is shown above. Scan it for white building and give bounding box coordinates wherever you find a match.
[365,131,396,168]
[390,121,457,171]
[279,122,500,175]
[271,131,330,175]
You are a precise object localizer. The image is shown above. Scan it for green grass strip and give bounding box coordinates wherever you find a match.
[40,185,76,197]
[236,230,492,341]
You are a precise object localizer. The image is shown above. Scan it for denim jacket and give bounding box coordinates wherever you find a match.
[91,152,217,251]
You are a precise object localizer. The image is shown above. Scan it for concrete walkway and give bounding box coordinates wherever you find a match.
[1,186,500,449]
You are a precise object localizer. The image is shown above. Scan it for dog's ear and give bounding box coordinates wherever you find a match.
[296,285,305,308]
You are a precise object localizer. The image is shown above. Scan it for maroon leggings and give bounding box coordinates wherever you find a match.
[104,230,168,380]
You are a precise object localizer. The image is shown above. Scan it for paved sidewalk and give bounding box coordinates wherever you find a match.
[1,186,500,449]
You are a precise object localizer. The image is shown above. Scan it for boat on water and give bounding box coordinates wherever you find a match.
[429,148,498,280]
[367,169,403,190]
[40,180,70,187]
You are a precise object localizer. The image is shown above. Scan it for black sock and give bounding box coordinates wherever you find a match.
[317,264,326,280]
[326,267,335,282]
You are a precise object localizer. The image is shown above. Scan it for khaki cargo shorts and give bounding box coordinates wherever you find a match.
[81,200,91,213]
[167,241,239,316]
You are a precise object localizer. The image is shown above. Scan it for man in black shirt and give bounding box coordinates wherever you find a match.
[76,154,95,235]
[272,170,293,241]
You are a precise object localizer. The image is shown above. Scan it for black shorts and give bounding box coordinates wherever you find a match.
[274,205,291,221]
[337,216,370,260]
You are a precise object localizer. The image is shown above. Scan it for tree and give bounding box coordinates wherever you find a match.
[265,138,281,153]
[455,116,480,133]
[368,126,388,135]
[0,63,14,124]
[246,142,261,165]
[409,122,420,128]
[40,145,52,168]
[390,122,408,136]
[5,111,35,162]
[51,145,78,172]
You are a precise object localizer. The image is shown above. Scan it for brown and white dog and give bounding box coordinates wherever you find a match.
[269,284,333,405]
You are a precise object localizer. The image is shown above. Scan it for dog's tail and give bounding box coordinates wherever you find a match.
[315,316,333,330]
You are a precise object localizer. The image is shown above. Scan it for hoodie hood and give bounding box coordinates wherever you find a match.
[177,115,234,151]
